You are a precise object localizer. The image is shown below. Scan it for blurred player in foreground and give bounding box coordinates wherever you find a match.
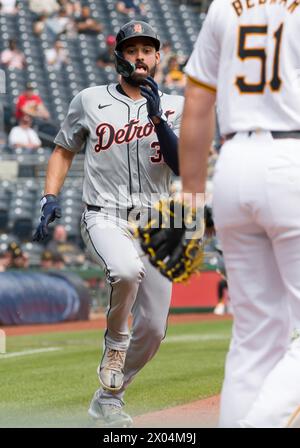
[180,0,300,428]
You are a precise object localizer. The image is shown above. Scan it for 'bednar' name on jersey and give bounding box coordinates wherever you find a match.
[94,111,175,152]
[232,0,300,17]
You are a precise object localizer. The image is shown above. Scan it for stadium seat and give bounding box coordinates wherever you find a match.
[0,208,9,232]
[12,216,33,242]
[21,242,43,267]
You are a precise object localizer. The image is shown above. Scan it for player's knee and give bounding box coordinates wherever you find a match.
[141,319,166,343]
[114,260,145,284]
[151,328,165,344]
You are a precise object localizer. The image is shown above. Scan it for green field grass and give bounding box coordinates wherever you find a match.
[0,320,232,427]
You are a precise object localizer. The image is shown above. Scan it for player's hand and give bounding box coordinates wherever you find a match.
[33,194,61,242]
[204,205,216,237]
[140,76,163,121]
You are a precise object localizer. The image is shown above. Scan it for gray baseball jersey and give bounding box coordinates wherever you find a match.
[54,83,184,209]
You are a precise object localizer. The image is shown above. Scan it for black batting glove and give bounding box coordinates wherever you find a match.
[140,76,163,120]
[33,194,61,242]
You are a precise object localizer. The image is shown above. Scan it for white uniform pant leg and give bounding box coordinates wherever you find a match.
[213,136,291,428]
[240,335,300,428]
[240,140,300,428]
[216,225,289,428]
[81,210,145,351]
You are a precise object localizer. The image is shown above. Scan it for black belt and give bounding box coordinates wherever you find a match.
[225,131,300,141]
[87,205,102,212]
[86,205,140,221]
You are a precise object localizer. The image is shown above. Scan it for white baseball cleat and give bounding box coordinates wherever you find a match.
[213,302,225,316]
[98,347,126,391]
[88,390,133,428]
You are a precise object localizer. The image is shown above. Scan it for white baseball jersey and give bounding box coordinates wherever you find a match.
[189,0,300,428]
[185,0,300,135]
[54,84,184,209]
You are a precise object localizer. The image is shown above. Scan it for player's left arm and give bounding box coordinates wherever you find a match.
[140,76,179,175]
[179,78,216,198]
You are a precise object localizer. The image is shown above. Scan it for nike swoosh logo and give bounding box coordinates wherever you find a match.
[98,104,112,110]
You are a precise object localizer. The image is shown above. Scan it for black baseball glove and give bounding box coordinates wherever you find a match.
[137,199,205,283]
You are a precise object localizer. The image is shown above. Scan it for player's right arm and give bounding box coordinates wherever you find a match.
[33,91,87,242]
[44,145,76,196]
[44,90,88,196]
[32,145,76,242]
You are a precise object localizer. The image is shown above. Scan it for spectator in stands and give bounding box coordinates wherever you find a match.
[163,55,186,89]
[46,225,85,266]
[41,250,55,269]
[32,14,48,36]
[116,0,146,17]
[15,83,58,145]
[75,5,103,35]
[8,114,42,152]
[40,249,65,269]
[0,0,19,15]
[0,245,11,272]
[46,6,76,39]
[155,41,174,83]
[7,241,29,269]
[96,35,116,69]
[52,251,65,269]
[15,83,50,121]
[11,250,29,269]
[45,39,69,70]
[160,41,174,69]
[58,0,82,18]
[0,39,26,70]
[29,0,60,17]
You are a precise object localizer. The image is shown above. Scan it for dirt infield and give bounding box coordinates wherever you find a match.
[3,312,231,336]
[134,395,220,428]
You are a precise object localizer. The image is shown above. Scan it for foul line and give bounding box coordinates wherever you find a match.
[0,347,62,359]
[164,334,229,343]
[0,336,229,357]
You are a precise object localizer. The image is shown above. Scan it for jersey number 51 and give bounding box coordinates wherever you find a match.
[236,23,283,94]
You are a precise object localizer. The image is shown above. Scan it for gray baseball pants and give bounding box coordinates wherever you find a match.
[81,208,172,406]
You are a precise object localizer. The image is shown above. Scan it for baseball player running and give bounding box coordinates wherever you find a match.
[179,0,300,428]
[33,21,184,427]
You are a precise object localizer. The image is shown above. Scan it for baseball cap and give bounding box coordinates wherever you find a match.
[41,250,54,262]
[25,82,35,91]
[106,35,116,46]
[52,251,64,263]
[7,241,23,259]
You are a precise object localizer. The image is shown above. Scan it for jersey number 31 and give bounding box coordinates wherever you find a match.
[236,24,283,94]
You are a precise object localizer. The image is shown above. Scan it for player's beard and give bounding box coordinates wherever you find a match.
[123,63,157,87]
